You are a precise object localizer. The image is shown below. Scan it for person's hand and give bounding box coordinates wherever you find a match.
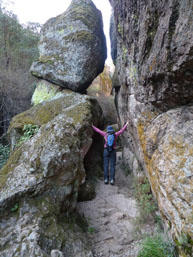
[126,121,129,126]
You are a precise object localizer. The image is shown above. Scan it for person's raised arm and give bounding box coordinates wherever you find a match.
[92,124,106,137]
[115,121,128,137]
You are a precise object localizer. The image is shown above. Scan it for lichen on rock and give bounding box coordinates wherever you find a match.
[110,0,193,254]
[32,80,64,105]
[138,107,193,243]
[0,90,104,256]
[30,0,107,93]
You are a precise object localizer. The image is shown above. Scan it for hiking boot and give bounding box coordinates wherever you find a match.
[110,179,114,185]
[104,179,108,184]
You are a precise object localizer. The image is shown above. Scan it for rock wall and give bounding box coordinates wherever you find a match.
[0,91,103,256]
[109,0,193,255]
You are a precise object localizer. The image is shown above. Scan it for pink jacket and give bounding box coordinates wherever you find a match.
[92,123,127,149]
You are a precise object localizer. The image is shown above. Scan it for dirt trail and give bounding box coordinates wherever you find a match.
[77,152,154,257]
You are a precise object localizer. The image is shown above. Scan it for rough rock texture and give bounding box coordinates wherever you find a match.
[110,14,117,64]
[110,0,193,255]
[143,108,193,236]
[31,80,64,105]
[0,91,103,256]
[30,0,107,93]
[78,180,96,202]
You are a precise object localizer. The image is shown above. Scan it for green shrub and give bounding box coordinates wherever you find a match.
[88,226,95,233]
[138,234,178,257]
[176,233,193,256]
[11,203,19,212]
[0,143,10,169]
[17,124,39,145]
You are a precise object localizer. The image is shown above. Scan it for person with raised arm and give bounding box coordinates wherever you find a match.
[92,121,128,185]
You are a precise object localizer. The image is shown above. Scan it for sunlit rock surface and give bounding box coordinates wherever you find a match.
[140,107,193,240]
[30,0,107,93]
[31,80,65,106]
[109,0,193,254]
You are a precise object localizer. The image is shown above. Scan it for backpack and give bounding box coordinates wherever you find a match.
[106,132,115,151]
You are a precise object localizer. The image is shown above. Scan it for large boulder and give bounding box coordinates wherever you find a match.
[0,91,103,256]
[110,0,193,255]
[30,0,107,93]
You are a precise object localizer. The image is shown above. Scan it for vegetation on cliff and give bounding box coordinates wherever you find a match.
[0,2,40,136]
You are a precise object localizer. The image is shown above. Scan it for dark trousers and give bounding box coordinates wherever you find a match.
[103,148,116,181]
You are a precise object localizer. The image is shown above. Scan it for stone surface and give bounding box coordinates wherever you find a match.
[87,65,113,97]
[30,0,107,93]
[110,0,193,110]
[0,90,103,256]
[110,0,193,254]
[31,80,64,105]
[0,201,93,257]
[110,14,117,64]
[51,250,64,257]
[141,107,193,241]
[78,180,96,202]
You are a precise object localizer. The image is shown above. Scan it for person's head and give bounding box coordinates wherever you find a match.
[107,125,114,133]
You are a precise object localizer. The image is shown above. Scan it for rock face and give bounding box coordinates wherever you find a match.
[31,80,65,106]
[110,14,117,64]
[30,0,107,93]
[0,91,103,256]
[110,0,193,255]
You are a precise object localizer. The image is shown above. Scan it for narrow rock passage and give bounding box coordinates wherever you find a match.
[77,152,148,257]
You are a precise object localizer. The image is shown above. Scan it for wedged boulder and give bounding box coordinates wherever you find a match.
[30,0,107,93]
[0,91,103,256]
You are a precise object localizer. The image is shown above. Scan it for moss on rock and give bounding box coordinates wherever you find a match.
[0,146,23,191]
[9,90,80,132]
[30,0,106,92]
[32,80,64,105]
[63,30,95,43]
